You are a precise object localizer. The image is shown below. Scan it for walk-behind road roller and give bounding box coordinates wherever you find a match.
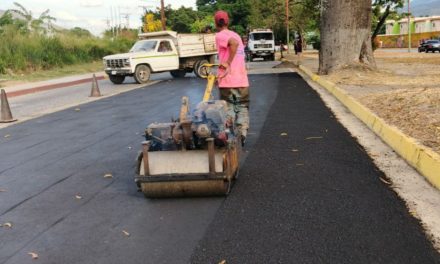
[135,64,241,198]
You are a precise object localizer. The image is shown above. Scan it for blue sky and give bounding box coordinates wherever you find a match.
[3,0,197,35]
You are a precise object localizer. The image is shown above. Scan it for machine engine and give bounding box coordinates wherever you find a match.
[145,100,234,151]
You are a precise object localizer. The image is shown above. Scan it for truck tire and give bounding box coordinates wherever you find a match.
[194,59,209,78]
[170,70,186,78]
[134,65,151,84]
[109,75,125,84]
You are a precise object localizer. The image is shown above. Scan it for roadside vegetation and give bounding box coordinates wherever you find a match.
[0,0,410,79]
[0,2,136,77]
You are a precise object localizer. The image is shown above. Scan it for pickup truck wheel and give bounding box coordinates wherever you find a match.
[170,70,186,78]
[109,75,125,84]
[134,65,151,84]
[194,59,209,78]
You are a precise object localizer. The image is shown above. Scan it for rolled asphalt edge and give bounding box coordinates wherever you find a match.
[297,64,440,190]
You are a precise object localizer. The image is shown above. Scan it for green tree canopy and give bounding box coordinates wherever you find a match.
[195,0,251,35]
[168,6,199,33]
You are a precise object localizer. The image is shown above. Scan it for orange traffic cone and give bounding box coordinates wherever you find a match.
[0,89,17,123]
[89,74,102,97]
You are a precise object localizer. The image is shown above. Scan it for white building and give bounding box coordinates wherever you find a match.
[385,16,440,35]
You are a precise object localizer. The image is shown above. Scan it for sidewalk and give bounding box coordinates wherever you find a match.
[1,72,106,98]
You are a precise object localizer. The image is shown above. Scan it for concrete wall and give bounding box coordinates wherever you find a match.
[377,31,440,48]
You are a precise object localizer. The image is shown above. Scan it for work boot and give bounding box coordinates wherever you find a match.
[240,129,247,147]
[241,135,246,147]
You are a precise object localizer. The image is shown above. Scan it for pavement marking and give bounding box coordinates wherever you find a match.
[299,64,440,190]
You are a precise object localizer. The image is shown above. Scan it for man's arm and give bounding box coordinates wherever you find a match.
[221,38,239,69]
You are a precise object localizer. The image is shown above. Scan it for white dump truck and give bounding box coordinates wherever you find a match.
[103,31,217,84]
[247,29,275,61]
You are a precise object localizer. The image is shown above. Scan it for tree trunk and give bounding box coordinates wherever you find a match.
[318,0,376,75]
[371,5,391,50]
[372,5,391,40]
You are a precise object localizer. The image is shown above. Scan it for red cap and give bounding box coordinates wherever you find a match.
[214,10,229,26]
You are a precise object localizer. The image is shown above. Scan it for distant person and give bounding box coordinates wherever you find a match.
[243,36,250,62]
[203,25,213,34]
[278,40,284,59]
[294,39,303,63]
[214,10,250,146]
[158,41,171,52]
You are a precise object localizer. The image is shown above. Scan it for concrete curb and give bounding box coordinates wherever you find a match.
[7,75,106,98]
[298,64,440,190]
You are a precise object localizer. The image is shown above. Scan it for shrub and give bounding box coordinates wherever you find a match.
[0,27,135,74]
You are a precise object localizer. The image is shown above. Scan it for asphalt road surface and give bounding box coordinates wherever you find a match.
[0,63,439,264]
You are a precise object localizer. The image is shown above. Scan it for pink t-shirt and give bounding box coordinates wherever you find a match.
[215,29,249,88]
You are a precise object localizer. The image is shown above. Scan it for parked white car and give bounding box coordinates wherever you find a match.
[103,31,217,84]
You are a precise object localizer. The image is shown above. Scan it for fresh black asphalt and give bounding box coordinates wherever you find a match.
[0,74,276,264]
[190,73,440,264]
[0,71,438,264]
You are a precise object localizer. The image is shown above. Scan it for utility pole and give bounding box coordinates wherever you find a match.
[110,6,115,38]
[160,0,166,31]
[112,6,118,36]
[120,7,131,29]
[118,6,122,35]
[408,0,411,53]
[286,0,289,53]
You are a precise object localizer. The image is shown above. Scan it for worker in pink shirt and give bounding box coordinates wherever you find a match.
[214,10,250,146]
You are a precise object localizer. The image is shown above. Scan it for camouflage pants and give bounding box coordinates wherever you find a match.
[219,87,250,137]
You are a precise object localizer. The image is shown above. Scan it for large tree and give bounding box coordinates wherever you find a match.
[247,0,319,43]
[196,0,251,35]
[318,0,376,75]
[371,0,404,47]
[168,6,198,33]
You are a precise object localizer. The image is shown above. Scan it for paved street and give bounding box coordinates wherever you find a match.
[0,74,169,130]
[0,62,439,264]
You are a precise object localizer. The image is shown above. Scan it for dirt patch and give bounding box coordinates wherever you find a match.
[361,88,440,152]
[286,50,440,155]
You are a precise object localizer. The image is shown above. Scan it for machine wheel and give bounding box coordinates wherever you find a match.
[109,75,125,84]
[194,59,209,78]
[134,64,151,84]
[170,70,186,78]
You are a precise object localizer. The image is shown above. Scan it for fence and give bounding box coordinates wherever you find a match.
[376,31,440,48]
